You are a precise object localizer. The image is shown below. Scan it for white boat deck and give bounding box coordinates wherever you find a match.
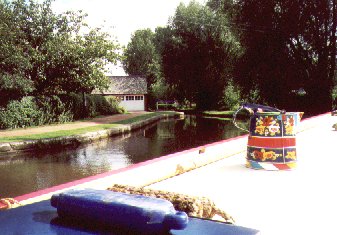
[148,114,337,235]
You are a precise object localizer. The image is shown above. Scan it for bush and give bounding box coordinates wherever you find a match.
[219,80,242,110]
[60,93,124,118]
[0,94,125,129]
[60,93,87,119]
[0,97,42,129]
[81,94,123,117]
[90,95,113,115]
[105,96,126,114]
[35,96,73,124]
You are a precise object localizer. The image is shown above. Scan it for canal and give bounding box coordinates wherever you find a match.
[0,115,247,198]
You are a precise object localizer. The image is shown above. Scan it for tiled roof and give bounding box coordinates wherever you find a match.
[94,76,148,95]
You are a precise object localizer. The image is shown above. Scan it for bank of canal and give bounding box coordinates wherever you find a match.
[0,114,247,198]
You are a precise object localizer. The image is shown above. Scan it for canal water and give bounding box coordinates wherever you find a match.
[0,115,247,197]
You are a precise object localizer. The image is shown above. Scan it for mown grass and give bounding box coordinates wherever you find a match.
[202,116,233,121]
[0,112,175,143]
[202,110,235,116]
[114,112,160,124]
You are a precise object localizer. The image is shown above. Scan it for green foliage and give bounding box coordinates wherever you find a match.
[161,1,242,110]
[35,96,73,124]
[123,29,159,78]
[89,95,117,116]
[60,94,123,119]
[150,77,173,101]
[233,0,336,113]
[332,85,337,110]
[105,96,126,114]
[218,80,242,110]
[0,0,121,106]
[123,28,173,109]
[59,93,86,120]
[0,94,123,129]
[0,97,42,129]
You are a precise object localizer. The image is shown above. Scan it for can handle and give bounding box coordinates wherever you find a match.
[232,105,250,133]
[232,103,285,133]
[241,102,285,114]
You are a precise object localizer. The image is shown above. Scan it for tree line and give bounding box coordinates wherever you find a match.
[123,0,336,114]
[0,0,121,107]
[0,0,123,129]
[0,0,336,116]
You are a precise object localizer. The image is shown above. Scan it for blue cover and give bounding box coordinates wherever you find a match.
[51,188,188,234]
[0,199,260,235]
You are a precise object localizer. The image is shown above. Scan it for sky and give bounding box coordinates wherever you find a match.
[52,0,205,46]
[51,0,205,75]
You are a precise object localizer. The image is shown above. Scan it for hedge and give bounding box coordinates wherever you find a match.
[0,94,124,129]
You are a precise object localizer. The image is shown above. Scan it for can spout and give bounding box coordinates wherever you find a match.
[241,103,284,113]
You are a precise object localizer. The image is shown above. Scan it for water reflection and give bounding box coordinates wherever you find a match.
[0,115,247,197]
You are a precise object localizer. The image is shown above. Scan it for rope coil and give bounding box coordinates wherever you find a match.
[0,197,20,210]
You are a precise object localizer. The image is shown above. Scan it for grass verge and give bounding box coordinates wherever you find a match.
[202,111,235,116]
[0,112,175,143]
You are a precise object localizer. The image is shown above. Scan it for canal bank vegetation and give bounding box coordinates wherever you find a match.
[0,0,123,130]
[1,0,336,131]
[123,0,336,115]
[0,112,175,143]
[0,94,125,130]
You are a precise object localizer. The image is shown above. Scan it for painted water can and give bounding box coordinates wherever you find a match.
[246,112,303,170]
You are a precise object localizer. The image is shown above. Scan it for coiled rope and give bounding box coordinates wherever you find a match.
[0,197,20,210]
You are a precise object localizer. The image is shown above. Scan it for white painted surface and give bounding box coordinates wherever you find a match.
[120,100,144,111]
[149,114,337,235]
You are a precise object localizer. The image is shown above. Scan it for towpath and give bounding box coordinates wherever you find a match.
[0,112,147,138]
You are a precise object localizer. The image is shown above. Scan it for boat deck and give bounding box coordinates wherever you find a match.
[1,113,336,234]
[147,113,337,234]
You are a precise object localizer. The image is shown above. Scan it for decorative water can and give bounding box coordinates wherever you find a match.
[233,103,303,170]
[51,188,188,234]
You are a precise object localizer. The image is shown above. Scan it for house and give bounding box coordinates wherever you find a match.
[93,76,148,111]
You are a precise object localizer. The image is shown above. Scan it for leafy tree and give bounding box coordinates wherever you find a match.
[0,1,34,106]
[123,28,173,106]
[0,0,121,106]
[161,1,242,110]
[230,0,336,113]
[123,29,158,78]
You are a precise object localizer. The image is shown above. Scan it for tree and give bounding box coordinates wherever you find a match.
[123,28,173,106]
[122,29,159,78]
[232,0,336,114]
[0,0,35,106]
[161,1,242,110]
[0,0,121,106]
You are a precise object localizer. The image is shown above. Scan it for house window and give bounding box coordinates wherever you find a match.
[135,96,143,100]
[126,96,134,101]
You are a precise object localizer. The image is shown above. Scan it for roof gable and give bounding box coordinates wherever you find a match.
[96,76,147,95]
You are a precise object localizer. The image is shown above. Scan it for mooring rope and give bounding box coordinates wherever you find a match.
[0,197,20,210]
